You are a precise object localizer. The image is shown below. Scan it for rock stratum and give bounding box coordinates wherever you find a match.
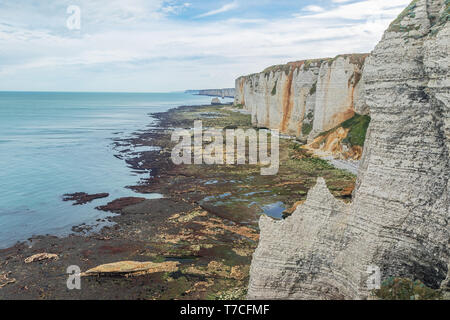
[247,0,449,300]
[234,54,369,139]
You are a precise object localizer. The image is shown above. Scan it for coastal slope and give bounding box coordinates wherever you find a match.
[247,0,449,300]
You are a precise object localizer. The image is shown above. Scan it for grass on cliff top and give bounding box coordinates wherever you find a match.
[327,54,369,68]
[388,0,418,32]
[263,64,291,76]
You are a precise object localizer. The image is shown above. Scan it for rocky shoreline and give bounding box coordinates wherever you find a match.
[0,103,356,300]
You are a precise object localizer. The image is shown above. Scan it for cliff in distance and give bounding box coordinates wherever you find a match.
[234,54,368,140]
[187,88,235,98]
[247,0,449,300]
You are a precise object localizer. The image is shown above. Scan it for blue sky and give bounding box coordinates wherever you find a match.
[0,0,411,92]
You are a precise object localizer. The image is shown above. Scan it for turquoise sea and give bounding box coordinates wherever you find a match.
[0,92,231,248]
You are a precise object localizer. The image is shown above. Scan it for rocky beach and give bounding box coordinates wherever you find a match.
[0,103,356,299]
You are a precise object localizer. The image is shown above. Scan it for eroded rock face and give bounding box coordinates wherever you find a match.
[234,55,368,139]
[248,178,354,299]
[247,0,449,300]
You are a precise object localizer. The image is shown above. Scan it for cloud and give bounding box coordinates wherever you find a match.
[303,5,325,13]
[331,0,354,3]
[161,2,191,15]
[295,0,411,20]
[196,1,239,18]
[0,0,411,92]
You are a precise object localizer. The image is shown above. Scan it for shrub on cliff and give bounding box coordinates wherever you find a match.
[375,278,442,300]
[341,114,371,147]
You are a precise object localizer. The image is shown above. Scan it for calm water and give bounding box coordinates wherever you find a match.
[0,91,230,248]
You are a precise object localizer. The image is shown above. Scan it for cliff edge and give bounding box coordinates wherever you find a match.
[247,0,449,300]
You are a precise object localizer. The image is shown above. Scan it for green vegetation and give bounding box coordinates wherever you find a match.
[309,82,317,95]
[375,278,442,300]
[334,54,365,68]
[304,58,331,71]
[172,105,252,129]
[388,0,419,32]
[439,0,450,25]
[315,113,370,147]
[263,64,291,77]
[289,143,355,177]
[302,157,335,170]
[291,143,303,152]
[301,122,313,136]
[271,80,278,96]
[208,287,247,300]
[302,112,314,136]
[341,114,371,147]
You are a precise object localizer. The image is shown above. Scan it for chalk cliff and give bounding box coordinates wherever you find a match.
[234,54,368,139]
[247,0,449,300]
[197,88,235,98]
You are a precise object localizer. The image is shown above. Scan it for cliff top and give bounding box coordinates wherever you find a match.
[388,0,449,34]
[237,53,369,80]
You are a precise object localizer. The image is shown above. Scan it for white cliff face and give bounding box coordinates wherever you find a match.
[247,0,449,300]
[234,55,368,139]
[198,88,235,98]
[248,178,356,299]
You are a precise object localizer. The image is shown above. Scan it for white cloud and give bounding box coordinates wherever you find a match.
[0,0,412,91]
[196,1,239,18]
[303,5,325,13]
[161,2,191,15]
[331,0,354,3]
[295,0,411,20]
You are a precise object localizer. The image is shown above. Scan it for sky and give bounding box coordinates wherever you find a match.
[0,0,412,92]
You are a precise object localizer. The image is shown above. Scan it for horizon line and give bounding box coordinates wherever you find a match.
[0,90,190,94]
[0,89,235,94]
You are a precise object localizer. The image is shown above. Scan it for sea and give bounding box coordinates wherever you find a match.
[0,91,232,248]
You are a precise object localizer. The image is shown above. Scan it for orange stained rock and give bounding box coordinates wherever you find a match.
[280,69,295,132]
[239,79,245,106]
[303,126,363,160]
[284,200,306,215]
